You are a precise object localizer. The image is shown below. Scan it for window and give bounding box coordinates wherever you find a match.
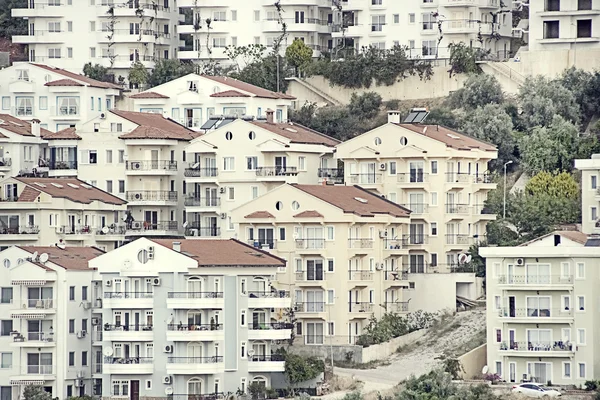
[279,227,286,241]
[371,14,385,31]
[251,186,258,199]
[1,288,12,304]
[39,96,48,110]
[431,192,437,206]
[240,341,246,358]
[430,222,437,236]
[67,47,73,58]
[81,351,87,366]
[389,161,397,175]
[422,13,435,30]
[495,329,502,343]
[408,13,415,24]
[254,10,260,21]
[48,48,61,59]
[494,296,501,310]
[579,363,586,379]
[82,319,88,332]
[327,258,334,272]
[146,380,152,390]
[422,40,436,56]
[592,175,598,189]
[298,156,306,171]
[16,97,33,117]
[228,187,235,201]
[306,322,324,344]
[48,21,61,32]
[69,286,75,300]
[327,289,335,304]
[118,150,125,163]
[576,262,585,279]
[562,295,571,311]
[82,286,88,301]
[495,361,502,377]
[0,321,11,336]
[431,253,437,267]
[1,97,9,110]
[67,386,73,398]
[106,180,113,193]
[223,157,235,171]
[544,21,560,39]
[246,156,258,170]
[240,309,246,326]
[119,180,125,193]
[90,47,96,58]
[69,319,75,333]
[393,14,399,24]
[327,322,334,336]
[213,37,227,48]
[326,226,334,240]
[110,123,122,132]
[577,296,585,311]
[561,362,571,379]
[58,96,78,115]
[592,207,597,221]
[578,328,586,345]
[0,353,12,368]
[106,150,113,163]
[68,352,75,366]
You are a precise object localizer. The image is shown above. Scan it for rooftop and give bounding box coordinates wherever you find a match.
[151,239,286,267]
[201,75,296,100]
[0,114,52,137]
[18,245,103,271]
[14,177,126,205]
[244,211,275,219]
[129,91,170,99]
[250,121,339,147]
[210,90,251,98]
[519,230,589,247]
[31,63,122,90]
[43,127,81,140]
[111,110,200,141]
[44,78,84,87]
[395,124,497,152]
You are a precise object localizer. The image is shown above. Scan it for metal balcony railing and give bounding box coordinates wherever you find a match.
[103,292,153,299]
[49,160,77,170]
[126,190,177,201]
[247,290,290,298]
[496,275,573,285]
[295,302,325,312]
[349,302,373,313]
[167,292,223,299]
[400,203,428,213]
[167,356,223,364]
[256,166,298,177]
[318,168,344,183]
[498,308,574,318]
[167,323,223,331]
[446,172,471,183]
[104,356,154,364]
[498,341,573,352]
[295,271,324,282]
[397,172,429,183]
[401,234,429,245]
[26,299,54,309]
[445,204,470,214]
[347,238,374,249]
[295,238,325,249]
[249,322,294,330]
[103,324,153,331]
[126,160,177,171]
[128,221,178,231]
[185,225,221,237]
[0,225,39,234]
[27,365,53,374]
[184,164,218,178]
[247,239,277,249]
[184,196,220,207]
[248,354,286,362]
[348,270,373,280]
[385,302,409,312]
[349,173,382,184]
[61,225,93,234]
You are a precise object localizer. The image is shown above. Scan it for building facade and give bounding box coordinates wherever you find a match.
[0,245,104,399]
[575,155,600,234]
[89,237,291,398]
[0,115,48,179]
[481,230,598,386]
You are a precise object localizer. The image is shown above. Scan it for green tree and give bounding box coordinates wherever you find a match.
[348,92,383,120]
[448,43,487,77]
[557,68,600,128]
[224,44,267,73]
[526,170,580,199]
[285,39,313,75]
[424,107,461,129]
[22,386,51,400]
[282,352,325,387]
[518,76,580,129]
[128,61,149,88]
[83,63,109,82]
[147,59,196,88]
[0,0,27,38]
[230,54,290,93]
[447,74,504,110]
[460,103,516,172]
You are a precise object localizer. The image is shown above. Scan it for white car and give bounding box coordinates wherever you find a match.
[511,383,562,398]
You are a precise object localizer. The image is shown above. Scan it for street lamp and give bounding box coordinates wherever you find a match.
[503,160,513,219]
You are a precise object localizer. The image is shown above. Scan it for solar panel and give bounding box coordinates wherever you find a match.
[403,112,418,123]
[585,238,600,247]
[403,109,430,124]
[217,119,235,128]
[200,118,220,130]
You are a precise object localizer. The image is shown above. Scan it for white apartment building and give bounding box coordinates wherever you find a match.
[0,115,47,179]
[11,0,180,77]
[89,237,291,398]
[0,176,127,251]
[0,63,121,133]
[481,230,599,386]
[231,183,483,345]
[528,0,600,51]
[183,111,338,238]
[177,0,514,61]
[575,154,600,234]
[125,74,295,129]
[0,244,104,399]
[335,111,498,273]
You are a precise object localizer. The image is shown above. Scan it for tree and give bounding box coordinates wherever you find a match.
[526,170,580,199]
[285,39,313,75]
[518,76,580,129]
[224,44,267,73]
[460,103,516,172]
[128,61,149,88]
[0,0,27,38]
[147,59,196,88]
[22,386,51,400]
[348,92,383,120]
[424,107,461,129]
[447,74,504,110]
[557,68,600,129]
[282,352,325,388]
[229,54,290,93]
[83,63,109,82]
[448,43,487,77]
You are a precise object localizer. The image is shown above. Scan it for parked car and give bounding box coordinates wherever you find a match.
[511,383,561,398]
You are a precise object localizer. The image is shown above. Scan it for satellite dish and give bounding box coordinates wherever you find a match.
[458,253,468,264]
[247,349,255,357]
[183,221,189,228]
[103,347,114,357]
[165,387,173,396]
[57,243,66,250]
[465,255,472,263]
[31,251,38,261]
[102,226,109,234]
[482,365,489,374]
[39,253,49,263]
[192,162,200,169]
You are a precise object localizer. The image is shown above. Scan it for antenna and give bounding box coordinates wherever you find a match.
[39,253,49,263]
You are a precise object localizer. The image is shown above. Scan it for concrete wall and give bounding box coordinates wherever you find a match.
[458,344,487,380]
[287,65,468,106]
[498,49,600,79]
[408,274,484,313]
[361,329,427,363]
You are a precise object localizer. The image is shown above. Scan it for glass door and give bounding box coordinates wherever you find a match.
[275,156,287,175]
[409,162,424,183]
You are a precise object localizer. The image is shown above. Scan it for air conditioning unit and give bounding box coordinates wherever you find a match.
[132,162,142,170]
[220,213,226,219]
[76,331,86,339]
[379,230,388,238]
[131,221,142,230]
[379,163,387,171]
[148,246,155,260]
[515,258,524,266]
[375,263,384,271]
[152,277,161,286]
[82,301,91,310]
[100,113,106,119]
[75,379,84,388]
[55,226,64,234]
[105,280,112,287]
[219,187,225,194]
[77,370,85,379]
[163,376,172,384]
[91,317,100,326]
[164,345,173,353]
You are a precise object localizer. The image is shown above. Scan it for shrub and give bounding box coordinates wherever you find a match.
[355,310,436,346]
[585,380,598,391]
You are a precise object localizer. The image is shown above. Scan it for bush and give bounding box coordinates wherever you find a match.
[585,380,598,391]
[355,310,436,346]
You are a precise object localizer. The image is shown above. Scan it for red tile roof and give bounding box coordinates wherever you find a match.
[14,177,126,205]
[31,63,122,89]
[129,91,170,99]
[250,121,339,147]
[396,124,497,152]
[43,127,81,140]
[519,230,589,247]
[293,185,411,218]
[245,211,275,219]
[0,114,52,137]
[17,186,41,202]
[151,239,286,267]
[110,110,200,141]
[202,75,296,100]
[44,78,84,87]
[18,246,103,270]
[294,210,324,218]
[210,90,251,98]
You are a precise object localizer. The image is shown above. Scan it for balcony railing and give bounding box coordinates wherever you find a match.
[126,160,177,171]
[13,332,53,342]
[445,204,470,214]
[96,225,127,235]
[169,394,224,400]
[27,365,53,374]
[0,225,39,234]
[126,190,177,201]
[104,356,154,364]
[385,270,408,281]
[185,225,221,237]
[104,292,154,299]
[499,341,573,352]
[295,302,325,312]
[295,238,325,249]
[249,354,286,362]
[61,225,93,234]
[349,302,373,313]
[397,172,429,183]
[49,160,77,170]
[385,302,409,312]
[348,270,373,280]
[256,166,298,177]
[295,271,324,282]
[473,173,494,184]
[446,172,471,183]
[167,323,223,331]
[473,204,495,215]
[305,334,324,344]
[103,324,153,331]
[93,363,102,374]
[167,356,223,364]
[402,234,429,245]
[498,308,574,318]
[167,292,224,299]
[348,238,374,249]
[318,168,344,183]
[349,173,382,184]
[0,157,11,167]
[26,299,54,308]
[248,290,290,299]
[384,239,403,250]
[249,322,294,330]
[497,275,573,285]
[400,203,428,213]
[128,221,178,231]
[445,234,471,245]
[184,165,218,178]
[248,239,277,249]
[184,196,220,207]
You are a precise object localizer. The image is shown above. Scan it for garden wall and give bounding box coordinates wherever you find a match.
[457,344,487,380]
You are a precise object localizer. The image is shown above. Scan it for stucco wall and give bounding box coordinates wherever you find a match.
[497,49,600,79]
[458,344,487,380]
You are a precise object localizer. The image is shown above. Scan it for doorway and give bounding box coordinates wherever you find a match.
[144,211,158,230]
[508,296,515,318]
[275,156,287,175]
[130,380,139,400]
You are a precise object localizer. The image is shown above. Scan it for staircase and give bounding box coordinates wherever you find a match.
[478,61,526,87]
[286,76,343,106]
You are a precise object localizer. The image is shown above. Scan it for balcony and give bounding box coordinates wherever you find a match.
[103,357,154,374]
[166,292,224,309]
[384,271,409,289]
[385,301,409,313]
[59,225,93,238]
[125,160,178,175]
[248,322,293,341]
[247,239,277,250]
[0,157,11,171]
[318,168,344,184]
[383,239,405,254]
[50,106,80,120]
[498,341,574,357]
[473,204,496,220]
[103,292,154,309]
[103,324,154,341]
[126,220,179,236]
[349,302,373,317]
[166,323,224,342]
[48,160,77,177]
[95,225,127,241]
[185,225,221,238]
[25,364,54,376]
[166,356,224,375]
[349,173,382,186]
[125,190,177,205]
[445,172,471,186]
[445,234,471,247]
[184,165,218,179]
[11,332,55,348]
[401,204,428,215]
[397,172,429,185]
[248,354,286,373]
[348,239,374,252]
[473,173,495,185]
[496,275,573,290]
[11,299,55,318]
[295,239,325,254]
[248,290,290,308]
[445,204,471,217]
[184,196,220,208]
[0,225,39,241]
[497,308,574,323]
[256,166,298,181]
[295,301,327,318]
[12,4,64,18]
[295,271,325,287]
[401,234,429,247]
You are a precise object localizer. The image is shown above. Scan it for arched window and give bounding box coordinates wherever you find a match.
[187,377,203,395]
[250,341,267,361]
[187,276,202,294]
[253,277,267,293]
[252,376,267,391]
[251,309,267,330]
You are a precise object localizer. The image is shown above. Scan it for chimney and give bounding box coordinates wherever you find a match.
[266,109,274,124]
[172,241,181,253]
[387,111,401,124]
[31,119,41,137]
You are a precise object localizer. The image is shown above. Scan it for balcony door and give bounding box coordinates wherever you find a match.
[68,214,76,233]
[144,211,158,230]
[409,162,424,183]
[409,224,424,244]
[306,259,323,281]
[205,158,217,175]
[187,277,202,294]
[252,342,267,360]
[275,156,287,175]
[409,193,424,213]
[526,264,551,284]
[187,342,203,358]
[252,311,266,329]
[360,162,376,183]
[306,290,324,312]
[409,254,425,273]
[306,227,323,248]
[204,216,218,236]
[149,150,159,169]
[258,228,274,248]
[188,378,202,396]
[205,187,218,206]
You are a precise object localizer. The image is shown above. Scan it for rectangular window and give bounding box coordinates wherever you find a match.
[39,96,48,110]
[592,175,597,189]
[1,288,12,304]
[69,319,75,333]
[430,222,437,236]
[431,161,438,174]
[251,186,258,199]
[579,363,586,379]
[69,286,75,300]
[431,192,437,206]
[389,161,397,175]
[494,296,501,310]
[563,362,571,379]
[544,20,560,39]
[576,262,585,279]
[106,180,112,193]
[327,258,334,272]
[246,156,258,170]
[408,13,415,24]
[110,123,122,132]
[327,289,335,304]
[228,187,235,201]
[16,97,33,117]
[0,321,11,336]
[81,351,88,366]
[495,328,502,343]
[118,150,125,163]
[0,352,12,368]
[119,180,125,193]
[69,352,75,366]
[1,97,9,110]
[327,322,334,336]
[578,328,586,345]
[393,14,399,24]
[298,156,306,171]
[279,227,286,241]
[223,157,235,171]
[592,207,597,221]
[82,286,88,301]
[106,150,113,163]
[326,226,334,240]
[562,295,571,311]
[577,296,585,311]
